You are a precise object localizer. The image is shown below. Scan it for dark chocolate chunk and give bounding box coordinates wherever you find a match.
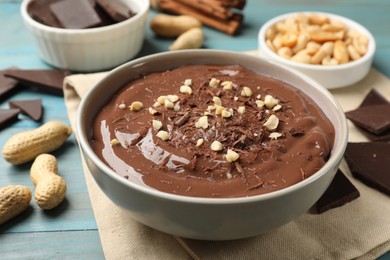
[9,99,43,122]
[0,68,20,100]
[345,142,390,196]
[359,89,389,107]
[94,1,117,26]
[96,0,134,22]
[345,104,390,135]
[316,169,360,213]
[0,109,20,129]
[346,89,390,140]
[27,0,63,28]
[358,126,390,142]
[50,0,102,29]
[4,69,69,96]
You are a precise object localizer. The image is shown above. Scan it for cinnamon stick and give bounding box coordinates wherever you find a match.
[175,0,234,20]
[217,0,246,10]
[158,0,241,35]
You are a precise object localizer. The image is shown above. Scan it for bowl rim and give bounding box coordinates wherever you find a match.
[77,49,348,205]
[20,0,150,34]
[258,11,376,71]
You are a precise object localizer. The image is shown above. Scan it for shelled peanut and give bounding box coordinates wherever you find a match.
[2,121,72,165]
[30,154,66,210]
[0,185,32,225]
[265,13,369,65]
[150,13,205,51]
[150,14,202,38]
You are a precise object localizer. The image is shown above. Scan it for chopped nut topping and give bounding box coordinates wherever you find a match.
[210,140,223,151]
[233,96,239,101]
[130,101,143,111]
[241,86,253,97]
[196,138,204,147]
[269,132,283,140]
[156,130,169,141]
[157,95,168,105]
[213,96,222,106]
[153,101,161,108]
[164,99,174,109]
[264,95,279,108]
[195,116,209,129]
[152,120,163,130]
[209,78,220,88]
[110,138,120,146]
[273,104,282,111]
[184,79,192,86]
[207,105,216,111]
[226,149,240,162]
[174,102,181,111]
[263,114,279,130]
[237,106,246,114]
[180,85,193,94]
[221,109,232,118]
[167,95,179,103]
[256,94,261,99]
[118,103,126,109]
[149,107,158,115]
[215,105,225,115]
[226,172,233,179]
[255,100,265,108]
[221,81,233,90]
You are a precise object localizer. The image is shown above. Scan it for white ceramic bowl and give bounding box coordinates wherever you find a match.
[77,50,348,240]
[21,0,149,72]
[258,12,376,89]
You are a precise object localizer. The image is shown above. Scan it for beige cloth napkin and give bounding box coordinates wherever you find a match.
[64,51,390,260]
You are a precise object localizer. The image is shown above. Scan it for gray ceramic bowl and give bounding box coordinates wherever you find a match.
[77,50,348,240]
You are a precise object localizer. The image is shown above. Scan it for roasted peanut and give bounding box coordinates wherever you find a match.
[277,47,293,59]
[291,50,311,64]
[2,121,72,165]
[333,40,349,64]
[30,154,66,210]
[150,14,202,38]
[347,44,362,60]
[311,41,334,64]
[322,56,339,66]
[0,185,32,225]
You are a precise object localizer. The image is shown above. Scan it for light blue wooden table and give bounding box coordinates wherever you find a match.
[0,1,389,259]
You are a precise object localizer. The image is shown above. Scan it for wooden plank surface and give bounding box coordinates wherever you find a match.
[1,0,389,259]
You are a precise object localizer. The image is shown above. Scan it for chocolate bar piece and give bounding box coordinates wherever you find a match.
[96,0,135,22]
[27,0,63,28]
[0,109,20,129]
[9,99,43,122]
[316,169,360,213]
[359,89,389,107]
[344,142,390,196]
[347,89,390,141]
[0,68,20,100]
[346,104,390,135]
[50,0,102,29]
[4,69,69,96]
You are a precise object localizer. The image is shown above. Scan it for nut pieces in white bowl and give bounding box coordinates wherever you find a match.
[258,12,376,89]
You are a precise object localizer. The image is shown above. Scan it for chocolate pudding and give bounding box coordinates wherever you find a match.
[91,65,335,198]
